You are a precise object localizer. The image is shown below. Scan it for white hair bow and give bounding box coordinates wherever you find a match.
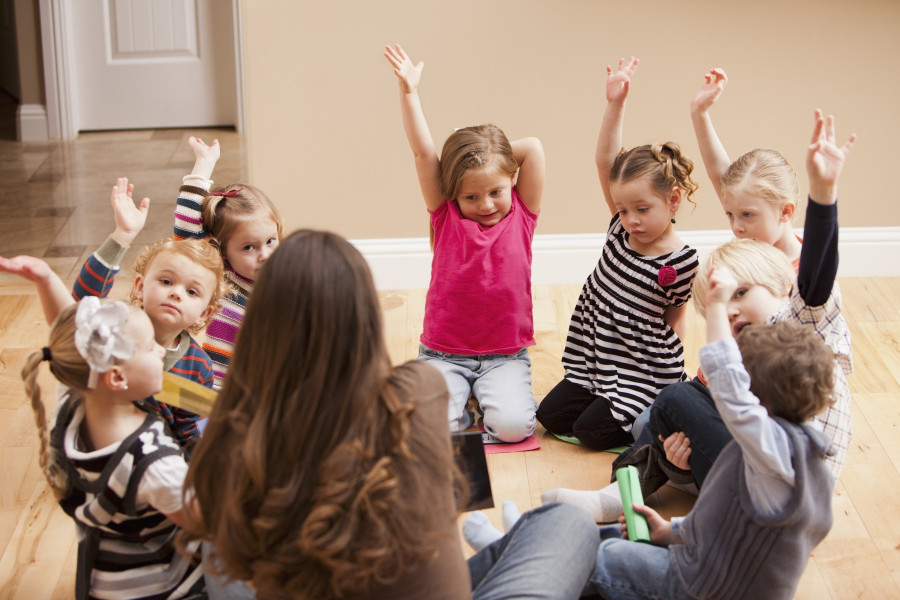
[74,297,135,389]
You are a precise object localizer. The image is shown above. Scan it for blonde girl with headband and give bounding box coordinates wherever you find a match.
[175,136,284,389]
[537,57,700,451]
[691,68,803,265]
[23,298,205,599]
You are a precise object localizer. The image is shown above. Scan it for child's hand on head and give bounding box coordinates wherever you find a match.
[605,56,639,106]
[0,255,53,283]
[384,44,423,94]
[806,109,856,206]
[110,177,149,247]
[690,68,727,115]
[706,266,738,305]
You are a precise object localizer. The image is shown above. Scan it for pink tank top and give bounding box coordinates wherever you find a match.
[421,188,538,355]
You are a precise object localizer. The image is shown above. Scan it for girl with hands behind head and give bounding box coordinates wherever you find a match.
[384,43,545,443]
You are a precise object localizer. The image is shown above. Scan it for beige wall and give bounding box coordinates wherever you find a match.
[242,0,900,240]
[13,0,43,104]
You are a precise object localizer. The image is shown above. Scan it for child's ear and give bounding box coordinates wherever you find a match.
[668,187,683,212]
[133,276,145,301]
[780,202,796,222]
[195,304,216,328]
[103,366,129,392]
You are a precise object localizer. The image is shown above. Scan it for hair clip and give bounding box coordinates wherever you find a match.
[210,186,244,197]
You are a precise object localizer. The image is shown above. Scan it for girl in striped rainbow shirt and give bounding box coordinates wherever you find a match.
[175,136,283,390]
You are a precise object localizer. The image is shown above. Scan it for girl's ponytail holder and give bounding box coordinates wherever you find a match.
[210,186,244,197]
[74,297,135,389]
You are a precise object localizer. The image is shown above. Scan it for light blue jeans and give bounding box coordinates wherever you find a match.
[205,504,600,600]
[585,525,691,600]
[418,345,536,443]
[470,503,600,599]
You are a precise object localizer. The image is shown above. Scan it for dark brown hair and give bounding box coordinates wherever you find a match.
[183,230,461,598]
[737,321,834,423]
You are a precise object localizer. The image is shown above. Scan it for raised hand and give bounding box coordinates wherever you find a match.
[110,177,149,247]
[690,68,727,115]
[660,431,692,471]
[807,109,856,205]
[605,56,639,106]
[384,44,423,94]
[188,136,220,180]
[0,254,53,284]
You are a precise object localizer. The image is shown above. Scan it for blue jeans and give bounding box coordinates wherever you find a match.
[418,344,536,443]
[207,504,599,600]
[585,526,691,600]
[470,503,600,599]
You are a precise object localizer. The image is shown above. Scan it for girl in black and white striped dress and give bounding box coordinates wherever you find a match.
[537,57,700,451]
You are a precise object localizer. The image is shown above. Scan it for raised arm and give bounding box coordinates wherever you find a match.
[175,137,219,240]
[384,44,443,211]
[798,109,856,305]
[689,68,732,200]
[596,57,639,215]
[510,137,545,214]
[0,255,74,325]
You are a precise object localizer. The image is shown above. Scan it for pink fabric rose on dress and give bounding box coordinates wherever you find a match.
[657,266,677,287]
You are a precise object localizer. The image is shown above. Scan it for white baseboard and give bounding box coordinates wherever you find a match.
[16,104,50,142]
[351,227,900,290]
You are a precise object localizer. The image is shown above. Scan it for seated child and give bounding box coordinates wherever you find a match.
[2,178,226,448]
[22,299,205,598]
[587,273,836,600]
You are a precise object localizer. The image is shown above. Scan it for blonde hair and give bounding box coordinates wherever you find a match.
[129,238,227,333]
[439,124,518,200]
[610,142,699,210]
[202,184,284,259]
[21,302,140,500]
[721,149,798,213]
[737,322,834,423]
[692,238,794,317]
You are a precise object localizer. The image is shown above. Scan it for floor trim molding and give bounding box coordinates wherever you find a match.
[16,104,49,142]
[352,227,900,290]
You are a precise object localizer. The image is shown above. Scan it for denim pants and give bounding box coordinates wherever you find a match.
[585,526,691,600]
[418,344,536,443]
[469,503,600,600]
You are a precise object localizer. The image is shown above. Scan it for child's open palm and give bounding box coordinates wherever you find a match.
[691,68,727,114]
[606,56,639,106]
[0,255,53,284]
[807,109,856,205]
[111,177,149,247]
[385,44,423,94]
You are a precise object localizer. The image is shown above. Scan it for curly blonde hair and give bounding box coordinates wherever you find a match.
[128,238,227,333]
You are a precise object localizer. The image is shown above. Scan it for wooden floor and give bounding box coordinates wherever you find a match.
[1,131,899,598]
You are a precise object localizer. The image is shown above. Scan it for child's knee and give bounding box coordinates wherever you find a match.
[482,406,536,442]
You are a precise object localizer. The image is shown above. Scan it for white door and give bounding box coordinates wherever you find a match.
[70,0,238,131]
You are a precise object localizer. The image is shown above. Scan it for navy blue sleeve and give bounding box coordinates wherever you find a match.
[797,198,839,307]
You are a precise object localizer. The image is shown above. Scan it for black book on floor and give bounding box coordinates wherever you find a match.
[452,430,494,511]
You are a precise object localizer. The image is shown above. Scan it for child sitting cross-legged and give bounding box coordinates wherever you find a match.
[586,270,837,600]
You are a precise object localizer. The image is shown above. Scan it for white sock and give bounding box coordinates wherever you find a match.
[462,511,504,552]
[501,500,521,532]
[541,481,623,523]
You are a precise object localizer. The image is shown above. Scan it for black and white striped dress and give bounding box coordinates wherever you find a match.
[562,215,699,430]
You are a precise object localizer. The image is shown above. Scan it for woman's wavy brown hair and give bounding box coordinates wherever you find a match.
[183,230,460,598]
